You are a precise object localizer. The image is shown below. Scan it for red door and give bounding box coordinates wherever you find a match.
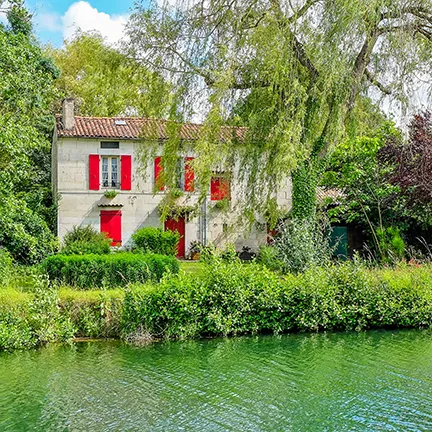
[100,210,122,246]
[164,217,185,258]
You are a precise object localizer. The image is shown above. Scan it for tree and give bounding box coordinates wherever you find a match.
[0,1,58,262]
[380,111,432,224]
[126,0,432,222]
[48,31,170,117]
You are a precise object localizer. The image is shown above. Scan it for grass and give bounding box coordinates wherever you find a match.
[0,288,31,307]
[179,261,205,276]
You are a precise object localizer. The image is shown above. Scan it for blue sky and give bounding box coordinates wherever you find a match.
[25,0,140,46]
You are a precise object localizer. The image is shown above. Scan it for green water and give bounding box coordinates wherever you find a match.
[1,330,432,431]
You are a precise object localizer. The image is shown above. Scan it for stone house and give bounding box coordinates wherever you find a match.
[52,99,292,257]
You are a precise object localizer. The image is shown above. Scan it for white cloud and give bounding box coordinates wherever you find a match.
[0,0,11,24]
[35,12,62,32]
[62,1,128,45]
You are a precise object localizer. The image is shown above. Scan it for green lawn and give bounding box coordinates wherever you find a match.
[179,261,205,276]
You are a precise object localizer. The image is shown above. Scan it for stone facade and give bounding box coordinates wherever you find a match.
[52,111,292,256]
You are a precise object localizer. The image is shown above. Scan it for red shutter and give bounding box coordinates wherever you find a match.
[121,155,132,190]
[210,176,230,200]
[184,157,194,192]
[154,156,164,191]
[89,154,100,190]
[100,210,122,246]
[210,177,220,200]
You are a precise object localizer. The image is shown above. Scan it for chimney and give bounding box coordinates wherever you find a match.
[62,98,75,130]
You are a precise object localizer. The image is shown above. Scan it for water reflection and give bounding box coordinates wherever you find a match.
[1,330,432,431]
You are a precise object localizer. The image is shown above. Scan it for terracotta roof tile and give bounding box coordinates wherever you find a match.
[55,115,247,142]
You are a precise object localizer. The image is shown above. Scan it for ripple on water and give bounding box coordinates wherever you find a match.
[0,330,432,431]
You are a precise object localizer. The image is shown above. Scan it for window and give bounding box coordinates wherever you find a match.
[210,174,230,200]
[154,156,195,192]
[102,156,120,188]
[101,141,120,149]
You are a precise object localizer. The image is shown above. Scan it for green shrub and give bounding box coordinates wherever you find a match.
[0,274,74,351]
[273,217,334,274]
[132,227,180,256]
[0,249,13,286]
[61,225,111,255]
[0,195,58,264]
[59,289,124,338]
[257,245,284,272]
[122,261,432,340]
[41,252,179,288]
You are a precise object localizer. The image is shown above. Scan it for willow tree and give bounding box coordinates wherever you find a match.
[126,0,432,222]
[48,31,170,117]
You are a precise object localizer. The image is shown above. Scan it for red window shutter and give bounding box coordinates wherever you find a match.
[210,177,220,200]
[121,155,132,190]
[100,210,122,246]
[184,157,194,192]
[89,154,100,190]
[154,156,164,191]
[211,176,230,200]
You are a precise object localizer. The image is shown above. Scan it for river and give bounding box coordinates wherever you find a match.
[1,330,432,431]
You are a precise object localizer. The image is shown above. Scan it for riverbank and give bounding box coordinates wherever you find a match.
[1,261,432,350]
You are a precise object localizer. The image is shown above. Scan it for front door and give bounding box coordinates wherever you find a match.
[164,217,186,258]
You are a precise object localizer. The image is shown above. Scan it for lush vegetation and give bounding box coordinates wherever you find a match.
[0,3,59,263]
[41,253,179,288]
[48,31,170,117]
[132,227,180,256]
[3,259,432,351]
[126,0,432,224]
[60,225,111,255]
[123,260,432,340]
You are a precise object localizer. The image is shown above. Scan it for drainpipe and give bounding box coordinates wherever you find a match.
[203,197,207,246]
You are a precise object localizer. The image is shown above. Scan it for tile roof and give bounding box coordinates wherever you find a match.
[55,115,248,142]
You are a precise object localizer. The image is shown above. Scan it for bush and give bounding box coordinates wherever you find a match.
[122,260,432,340]
[273,217,334,274]
[61,225,111,255]
[132,227,180,256]
[0,249,13,286]
[0,195,58,264]
[41,252,179,288]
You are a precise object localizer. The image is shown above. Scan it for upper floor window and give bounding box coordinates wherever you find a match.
[101,141,120,149]
[211,174,231,200]
[102,156,119,188]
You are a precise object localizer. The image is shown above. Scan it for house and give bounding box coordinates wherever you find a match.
[52,99,292,257]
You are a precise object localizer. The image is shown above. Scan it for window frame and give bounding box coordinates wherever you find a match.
[101,155,120,189]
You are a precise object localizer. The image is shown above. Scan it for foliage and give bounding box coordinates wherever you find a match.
[41,253,179,288]
[122,260,432,340]
[271,217,334,274]
[0,273,74,351]
[380,111,432,222]
[0,2,59,261]
[104,190,119,199]
[213,197,230,212]
[376,227,406,262]
[132,227,180,256]
[58,288,124,338]
[257,245,284,273]
[61,225,111,255]
[48,31,170,117]
[0,195,59,264]
[126,0,432,220]
[0,249,13,286]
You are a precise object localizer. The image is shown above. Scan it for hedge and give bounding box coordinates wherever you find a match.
[41,253,179,288]
[131,227,179,256]
[122,261,432,339]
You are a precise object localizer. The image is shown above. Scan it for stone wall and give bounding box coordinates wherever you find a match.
[54,137,292,252]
